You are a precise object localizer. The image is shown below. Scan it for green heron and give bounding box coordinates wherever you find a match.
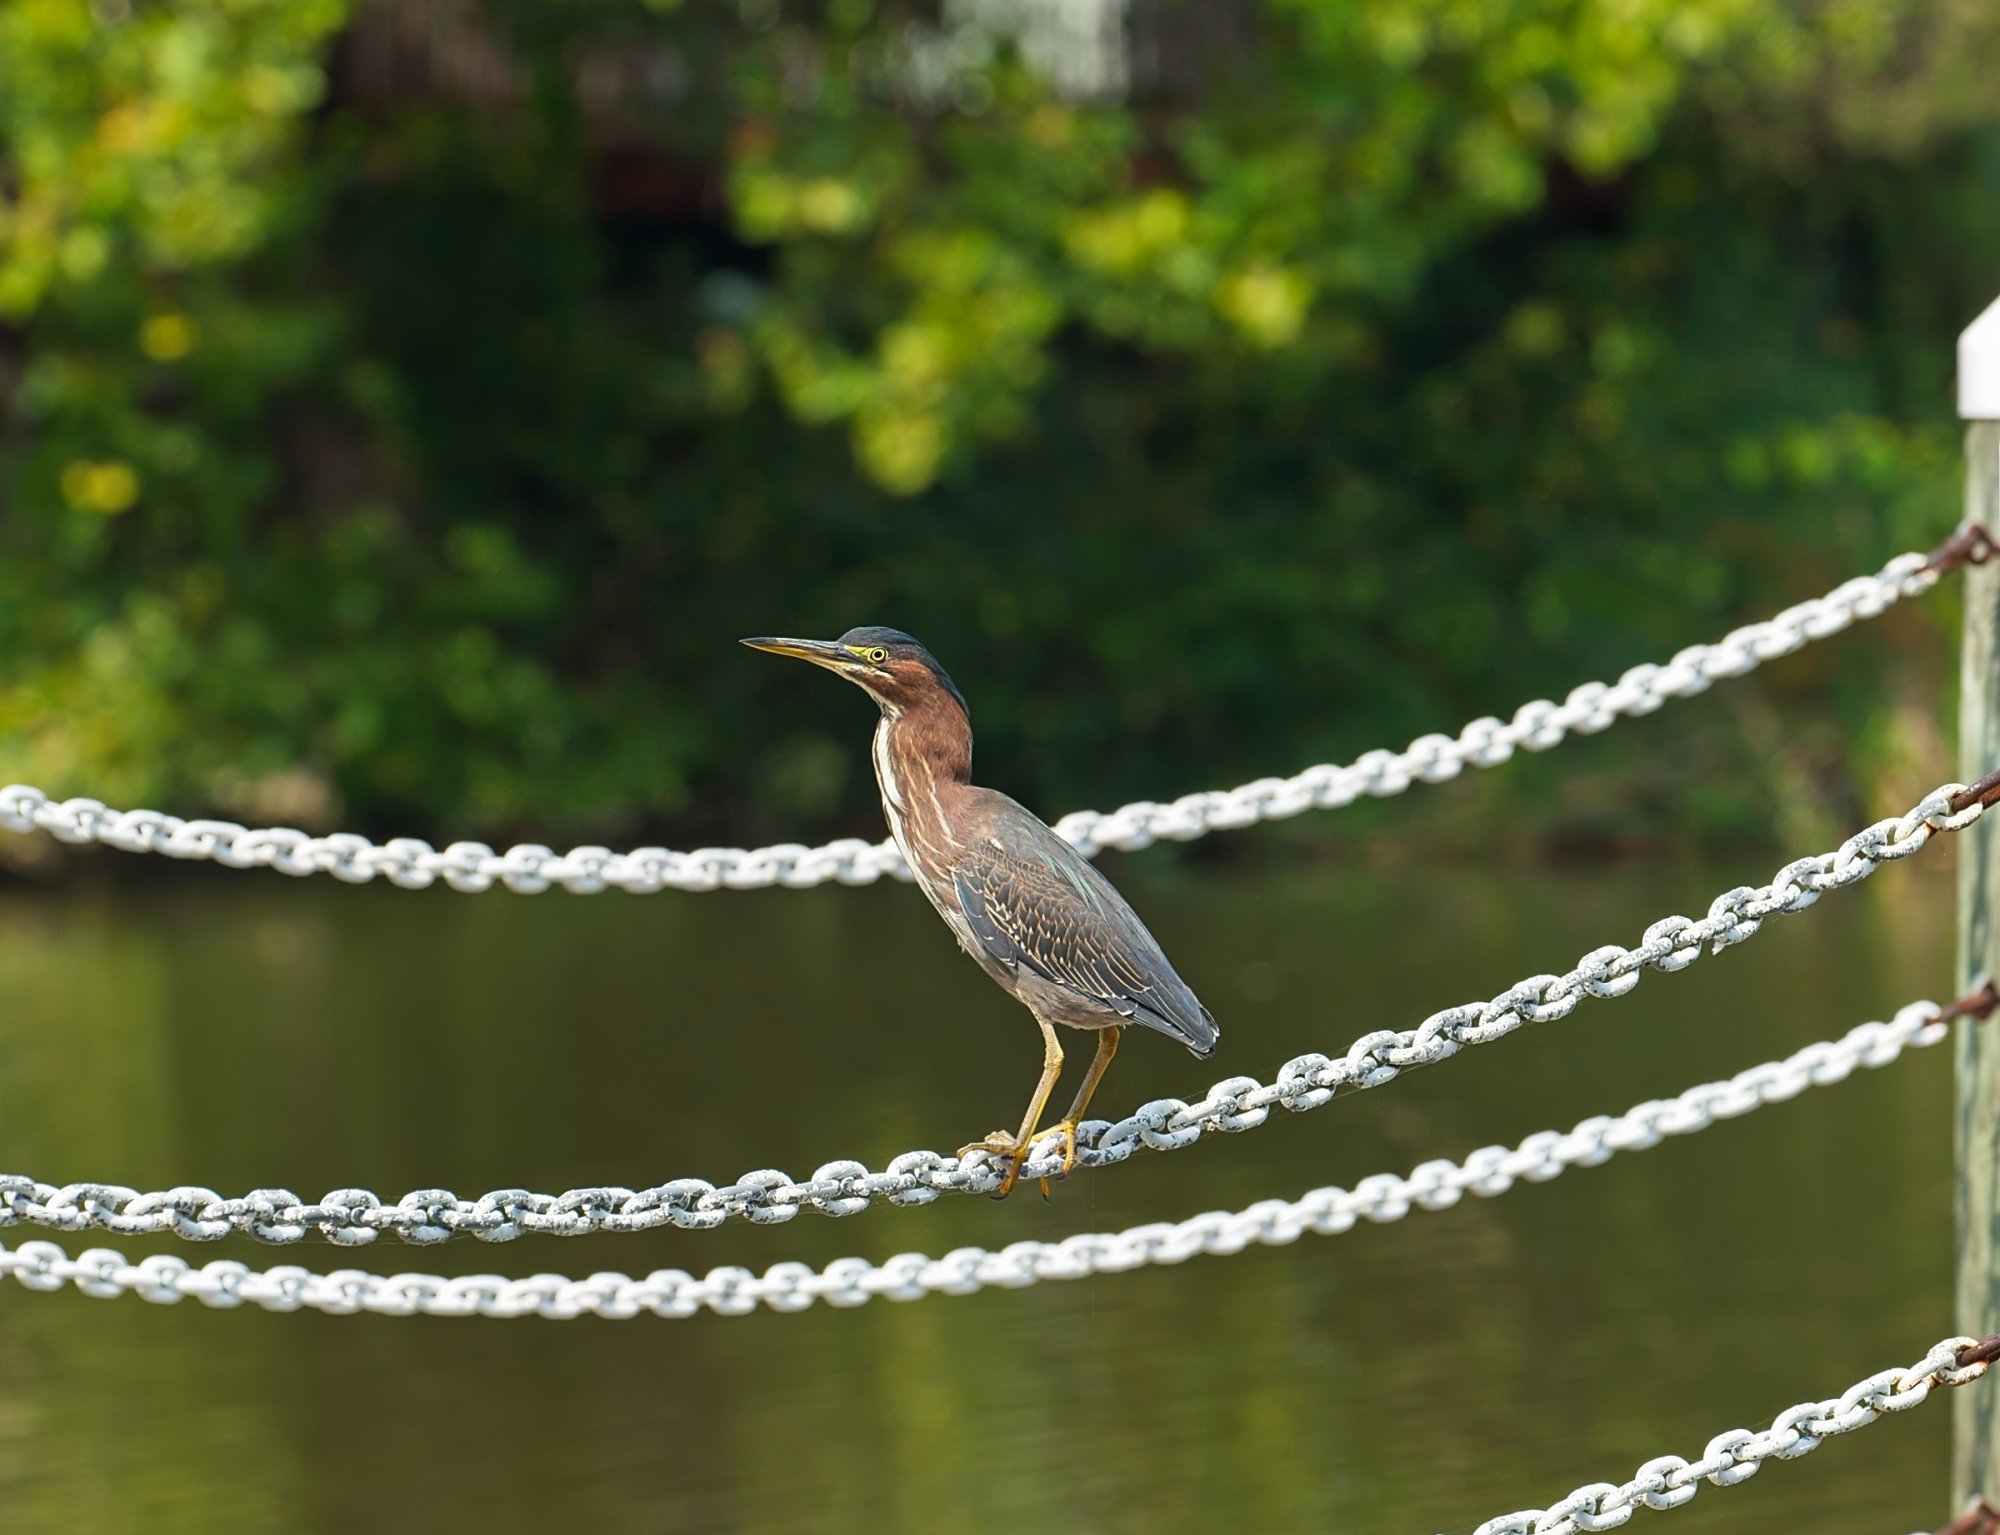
[743,627,1218,1197]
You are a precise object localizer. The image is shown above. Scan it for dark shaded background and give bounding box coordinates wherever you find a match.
[3,0,1999,858]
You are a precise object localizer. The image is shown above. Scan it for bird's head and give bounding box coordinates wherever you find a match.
[741,627,968,719]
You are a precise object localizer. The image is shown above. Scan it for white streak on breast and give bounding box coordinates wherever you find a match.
[871,717,904,805]
[872,717,910,856]
[925,773,950,843]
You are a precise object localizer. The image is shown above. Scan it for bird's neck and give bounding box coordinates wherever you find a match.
[871,702,972,839]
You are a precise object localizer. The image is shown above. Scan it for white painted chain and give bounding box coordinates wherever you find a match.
[1,783,1984,1245]
[0,550,1940,891]
[0,998,1955,1319]
[1464,1334,1996,1535]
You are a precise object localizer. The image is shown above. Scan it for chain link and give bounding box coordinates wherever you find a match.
[0,782,1982,1245]
[0,551,1941,892]
[0,998,1955,1318]
[1466,1335,1996,1535]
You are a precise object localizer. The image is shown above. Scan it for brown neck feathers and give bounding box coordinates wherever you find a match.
[880,697,973,790]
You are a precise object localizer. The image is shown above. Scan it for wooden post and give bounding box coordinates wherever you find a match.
[1956,294,2000,1511]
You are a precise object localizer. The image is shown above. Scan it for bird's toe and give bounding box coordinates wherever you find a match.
[956,1130,1020,1160]
[957,1131,1025,1198]
[1035,1120,1081,1179]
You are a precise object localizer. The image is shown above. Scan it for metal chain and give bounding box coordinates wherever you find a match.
[0,997,1961,1319]
[3,781,1989,1246]
[1463,1335,1999,1535]
[0,548,1948,892]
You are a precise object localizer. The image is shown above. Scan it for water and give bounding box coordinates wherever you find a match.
[0,848,1967,1533]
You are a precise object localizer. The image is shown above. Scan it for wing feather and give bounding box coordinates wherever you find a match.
[950,799,1217,1057]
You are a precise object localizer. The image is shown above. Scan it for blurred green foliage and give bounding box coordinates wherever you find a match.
[2,0,1998,850]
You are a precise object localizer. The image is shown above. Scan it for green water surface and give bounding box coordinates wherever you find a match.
[0,848,1967,1533]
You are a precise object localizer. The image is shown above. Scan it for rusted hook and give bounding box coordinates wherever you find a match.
[1936,1496,2000,1535]
[1926,522,1998,575]
[1936,978,2000,1025]
[1948,768,2000,816]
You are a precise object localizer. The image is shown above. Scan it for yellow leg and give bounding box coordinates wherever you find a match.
[1033,1027,1120,1182]
[958,1019,1064,1198]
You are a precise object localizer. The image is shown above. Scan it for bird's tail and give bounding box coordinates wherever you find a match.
[1136,998,1218,1059]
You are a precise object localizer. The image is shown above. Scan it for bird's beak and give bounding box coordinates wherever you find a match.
[740,636,852,671]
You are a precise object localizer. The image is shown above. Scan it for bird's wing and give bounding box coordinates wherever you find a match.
[950,798,1218,1057]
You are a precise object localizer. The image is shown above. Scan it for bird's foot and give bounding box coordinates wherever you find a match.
[959,1124,1084,1199]
[957,1131,1025,1199]
[1031,1120,1081,1181]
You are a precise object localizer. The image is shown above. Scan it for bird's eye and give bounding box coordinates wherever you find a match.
[865,647,888,664]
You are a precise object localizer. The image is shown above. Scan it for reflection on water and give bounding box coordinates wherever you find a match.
[0,849,1965,1533]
